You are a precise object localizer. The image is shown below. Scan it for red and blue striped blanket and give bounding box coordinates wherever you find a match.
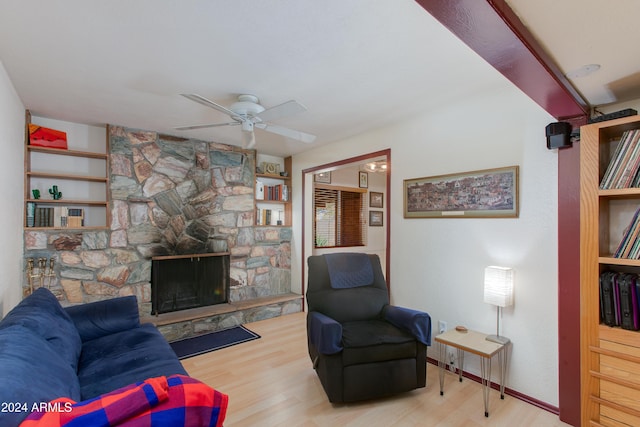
[20,375,228,427]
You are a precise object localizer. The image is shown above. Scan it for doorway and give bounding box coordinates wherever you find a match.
[301,149,391,299]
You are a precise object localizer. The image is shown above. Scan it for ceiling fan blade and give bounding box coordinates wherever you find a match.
[255,100,306,123]
[181,94,242,119]
[175,122,240,131]
[256,123,316,143]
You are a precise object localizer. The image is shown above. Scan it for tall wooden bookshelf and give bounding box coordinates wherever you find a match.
[580,115,640,426]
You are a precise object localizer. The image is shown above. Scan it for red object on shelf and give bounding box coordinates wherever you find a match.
[28,124,68,149]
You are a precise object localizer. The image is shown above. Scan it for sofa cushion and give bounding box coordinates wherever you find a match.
[0,325,81,427]
[64,295,140,342]
[0,288,82,371]
[77,323,188,400]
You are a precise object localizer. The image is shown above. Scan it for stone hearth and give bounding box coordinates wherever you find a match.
[23,125,295,326]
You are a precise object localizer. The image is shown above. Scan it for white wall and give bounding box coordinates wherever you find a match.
[291,84,559,405]
[0,61,25,316]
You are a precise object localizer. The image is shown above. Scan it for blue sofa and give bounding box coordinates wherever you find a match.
[0,288,187,427]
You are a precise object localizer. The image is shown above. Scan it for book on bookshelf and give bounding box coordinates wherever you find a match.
[28,205,83,228]
[614,207,640,258]
[600,271,640,330]
[600,129,640,189]
[26,202,35,227]
[255,208,284,226]
[262,183,289,201]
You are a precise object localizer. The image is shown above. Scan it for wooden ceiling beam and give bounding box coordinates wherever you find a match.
[415,0,589,122]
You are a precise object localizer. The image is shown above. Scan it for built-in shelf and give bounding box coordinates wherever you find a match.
[26,172,107,183]
[24,112,110,229]
[27,145,108,159]
[26,198,107,206]
[255,156,292,226]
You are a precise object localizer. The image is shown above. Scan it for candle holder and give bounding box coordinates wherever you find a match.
[45,258,56,288]
[25,257,56,295]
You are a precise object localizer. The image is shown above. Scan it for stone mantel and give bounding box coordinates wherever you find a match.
[23,125,293,319]
[151,252,231,261]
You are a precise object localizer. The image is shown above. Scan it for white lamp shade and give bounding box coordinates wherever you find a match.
[484,266,514,308]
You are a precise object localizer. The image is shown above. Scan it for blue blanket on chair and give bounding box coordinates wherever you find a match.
[324,253,374,289]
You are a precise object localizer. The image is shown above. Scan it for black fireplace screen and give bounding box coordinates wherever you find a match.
[151,254,229,315]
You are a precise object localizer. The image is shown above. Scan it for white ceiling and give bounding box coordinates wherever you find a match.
[506,0,640,107]
[1,1,639,157]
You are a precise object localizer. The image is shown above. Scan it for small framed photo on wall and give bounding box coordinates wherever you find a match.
[359,171,368,188]
[369,210,383,226]
[314,171,331,183]
[369,192,383,208]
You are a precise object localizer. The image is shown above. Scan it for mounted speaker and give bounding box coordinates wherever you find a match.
[546,122,572,149]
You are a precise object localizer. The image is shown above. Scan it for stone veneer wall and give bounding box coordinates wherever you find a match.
[23,126,292,315]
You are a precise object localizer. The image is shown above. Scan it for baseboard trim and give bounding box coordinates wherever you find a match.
[426,357,560,415]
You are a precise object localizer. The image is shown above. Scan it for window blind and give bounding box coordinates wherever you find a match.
[314,186,365,248]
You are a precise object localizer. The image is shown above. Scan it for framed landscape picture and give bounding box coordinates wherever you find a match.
[314,171,331,183]
[403,166,519,218]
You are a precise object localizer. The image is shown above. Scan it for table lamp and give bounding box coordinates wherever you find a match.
[483,266,514,345]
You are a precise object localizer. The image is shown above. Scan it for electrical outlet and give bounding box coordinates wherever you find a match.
[448,350,456,371]
[438,320,447,334]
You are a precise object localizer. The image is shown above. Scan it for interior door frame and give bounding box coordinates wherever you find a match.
[301,149,391,304]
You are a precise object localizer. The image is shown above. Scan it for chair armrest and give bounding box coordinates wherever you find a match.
[308,311,343,355]
[64,296,141,342]
[383,305,432,346]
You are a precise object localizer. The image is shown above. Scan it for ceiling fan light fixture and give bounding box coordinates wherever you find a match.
[365,160,388,172]
[230,94,265,117]
[178,93,316,148]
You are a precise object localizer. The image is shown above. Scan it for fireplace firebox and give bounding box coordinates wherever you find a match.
[151,253,230,315]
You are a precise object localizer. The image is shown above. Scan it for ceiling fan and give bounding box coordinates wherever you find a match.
[176,93,316,149]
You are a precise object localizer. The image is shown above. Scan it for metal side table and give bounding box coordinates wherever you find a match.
[435,328,509,417]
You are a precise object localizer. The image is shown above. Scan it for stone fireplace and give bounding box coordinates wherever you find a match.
[151,253,230,314]
[23,125,296,325]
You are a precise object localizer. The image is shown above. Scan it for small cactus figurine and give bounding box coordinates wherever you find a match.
[49,185,62,200]
[32,189,41,199]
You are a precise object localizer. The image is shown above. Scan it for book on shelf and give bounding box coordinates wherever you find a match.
[27,205,83,228]
[600,129,640,189]
[26,202,35,227]
[612,206,640,259]
[262,183,289,201]
[255,208,284,226]
[600,271,640,330]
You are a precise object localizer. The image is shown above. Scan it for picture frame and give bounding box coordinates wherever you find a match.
[369,191,383,208]
[314,171,331,184]
[403,166,519,218]
[369,210,383,226]
[359,171,368,188]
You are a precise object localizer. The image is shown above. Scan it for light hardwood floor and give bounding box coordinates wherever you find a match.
[181,312,571,427]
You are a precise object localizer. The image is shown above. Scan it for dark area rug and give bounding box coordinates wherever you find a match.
[170,325,261,359]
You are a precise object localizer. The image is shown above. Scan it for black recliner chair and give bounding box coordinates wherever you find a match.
[306,253,431,403]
